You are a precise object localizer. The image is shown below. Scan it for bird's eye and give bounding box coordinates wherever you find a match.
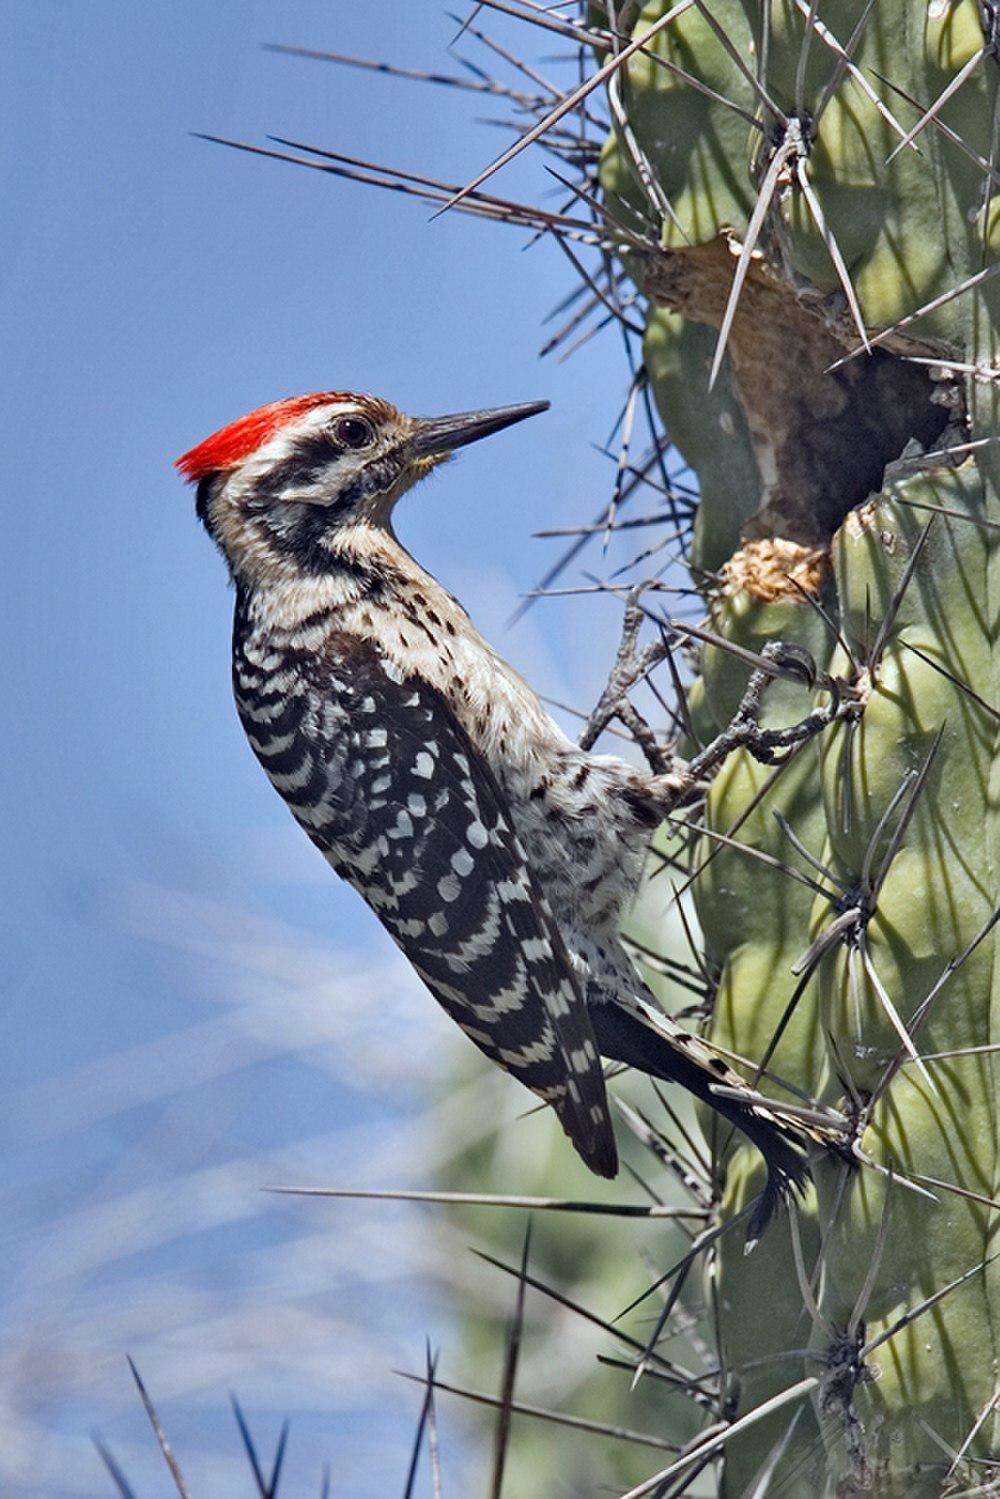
[333,415,376,450]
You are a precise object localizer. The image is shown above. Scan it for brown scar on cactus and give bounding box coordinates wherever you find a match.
[640,236,960,552]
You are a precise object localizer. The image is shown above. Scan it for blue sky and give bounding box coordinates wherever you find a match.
[0,4,661,1492]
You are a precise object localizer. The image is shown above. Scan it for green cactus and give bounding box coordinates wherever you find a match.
[595,0,999,1490]
[251,3,999,1490]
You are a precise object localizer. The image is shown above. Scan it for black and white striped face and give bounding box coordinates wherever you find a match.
[195,394,421,581]
[182,393,549,586]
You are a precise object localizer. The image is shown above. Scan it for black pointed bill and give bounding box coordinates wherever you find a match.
[411,400,550,458]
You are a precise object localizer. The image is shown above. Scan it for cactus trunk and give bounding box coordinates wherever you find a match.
[598,0,999,1488]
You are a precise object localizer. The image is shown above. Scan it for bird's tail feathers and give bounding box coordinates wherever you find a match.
[590,993,843,1241]
[550,1072,619,1179]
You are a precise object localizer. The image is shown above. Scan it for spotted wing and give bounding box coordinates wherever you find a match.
[258,633,618,1179]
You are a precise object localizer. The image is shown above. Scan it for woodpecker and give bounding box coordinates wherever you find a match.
[180,389,830,1232]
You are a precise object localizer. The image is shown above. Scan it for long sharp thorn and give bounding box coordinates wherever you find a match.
[709,136,794,389]
[808,0,909,142]
[267,1183,703,1216]
[827,262,1000,370]
[902,355,999,375]
[426,1345,443,1499]
[472,1246,711,1385]
[432,0,694,215]
[263,43,538,104]
[916,1040,1000,1062]
[452,3,486,44]
[794,0,821,120]
[670,879,713,985]
[871,729,943,897]
[448,13,565,102]
[867,519,934,672]
[981,67,1000,249]
[903,1171,1000,1212]
[558,307,621,362]
[759,0,773,87]
[657,627,700,745]
[403,1345,438,1499]
[897,494,1000,531]
[127,1357,192,1499]
[861,1250,1000,1358]
[551,228,645,334]
[903,908,1000,1043]
[606,67,688,236]
[744,1408,806,1499]
[490,1221,532,1499]
[92,1435,138,1499]
[268,136,640,240]
[198,136,640,250]
[541,288,610,358]
[663,813,842,900]
[874,62,1000,175]
[887,46,987,162]
[709,1085,848,1130]
[640,45,763,130]
[848,1176,893,1338]
[644,609,813,681]
[622,1156,670,1208]
[756,952,837,1081]
[510,451,672,622]
[630,1247,701,1391]
[787,1198,834,1337]
[606,371,642,547]
[859,937,939,1095]
[618,1378,821,1497]
[773,810,851,888]
[788,573,860,668]
[231,1395,269,1496]
[613,1209,755,1324]
[860,770,917,896]
[795,157,870,350]
[640,381,690,535]
[920,434,1000,460]
[396,1370,681,1449]
[536,513,685,538]
[543,162,656,253]
[946,1384,1000,1479]
[267,1421,289,1498]
[466,0,617,47]
[789,905,858,978]
[690,0,787,121]
[597,1352,720,1391]
[900,638,1000,719]
[626,1087,713,1181]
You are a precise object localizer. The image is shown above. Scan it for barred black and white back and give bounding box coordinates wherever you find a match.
[233,601,617,1176]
